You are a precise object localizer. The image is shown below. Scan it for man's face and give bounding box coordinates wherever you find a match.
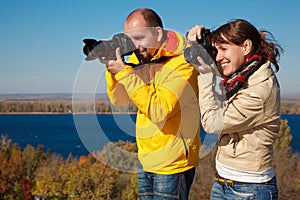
[124,17,162,62]
[125,28,160,62]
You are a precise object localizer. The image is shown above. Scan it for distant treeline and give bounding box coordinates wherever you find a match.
[0,100,138,114]
[0,100,299,114]
[281,101,300,114]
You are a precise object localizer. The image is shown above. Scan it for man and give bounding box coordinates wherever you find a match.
[104,8,200,199]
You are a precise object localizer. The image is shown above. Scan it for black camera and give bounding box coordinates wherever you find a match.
[83,33,136,61]
[184,29,217,66]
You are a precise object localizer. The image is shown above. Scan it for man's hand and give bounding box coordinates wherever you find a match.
[99,47,125,74]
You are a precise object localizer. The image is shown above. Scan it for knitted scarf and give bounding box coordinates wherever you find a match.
[219,55,264,100]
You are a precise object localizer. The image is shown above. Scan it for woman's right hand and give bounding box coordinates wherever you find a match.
[186,25,205,43]
[186,25,214,74]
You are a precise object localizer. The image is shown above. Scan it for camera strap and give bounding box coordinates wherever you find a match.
[149,56,170,64]
[125,55,171,68]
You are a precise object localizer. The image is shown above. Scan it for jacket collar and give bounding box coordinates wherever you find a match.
[247,61,274,85]
[151,30,187,60]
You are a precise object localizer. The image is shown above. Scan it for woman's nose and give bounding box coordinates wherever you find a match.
[215,52,223,62]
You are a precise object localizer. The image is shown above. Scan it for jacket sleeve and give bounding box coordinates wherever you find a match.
[111,60,198,124]
[198,70,279,134]
[105,66,131,106]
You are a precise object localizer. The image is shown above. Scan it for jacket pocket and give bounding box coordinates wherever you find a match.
[218,133,240,157]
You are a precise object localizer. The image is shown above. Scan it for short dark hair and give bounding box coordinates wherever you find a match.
[126,8,163,28]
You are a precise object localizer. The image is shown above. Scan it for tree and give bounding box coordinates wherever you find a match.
[32,154,65,199]
[273,119,300,199]
[0,136,26,199]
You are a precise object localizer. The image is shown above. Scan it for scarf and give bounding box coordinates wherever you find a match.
[219,55,264,100]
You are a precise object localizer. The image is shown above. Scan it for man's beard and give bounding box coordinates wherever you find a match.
[141,54,152,63]
[135,51,152,64]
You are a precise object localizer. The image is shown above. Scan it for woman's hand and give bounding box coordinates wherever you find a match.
[186,25,205,43]
[186,25,212,74]
[195,56,212,74]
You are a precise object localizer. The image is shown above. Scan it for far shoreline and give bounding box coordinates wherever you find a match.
[0,112,137,115]
[0,112,299,115]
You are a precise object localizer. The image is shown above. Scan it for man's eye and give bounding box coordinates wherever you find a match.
[134,36,144,41]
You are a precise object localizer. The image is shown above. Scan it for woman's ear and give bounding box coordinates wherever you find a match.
[243,39,252,56]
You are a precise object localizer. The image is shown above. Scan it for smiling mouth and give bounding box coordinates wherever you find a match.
[221,63,228,69]
[139,50,147,54]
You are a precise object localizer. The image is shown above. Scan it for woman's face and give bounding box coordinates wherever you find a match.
[214,35,248,77]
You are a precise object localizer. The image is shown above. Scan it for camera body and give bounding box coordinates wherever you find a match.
[83,33,136,61]
[184,29,217,66]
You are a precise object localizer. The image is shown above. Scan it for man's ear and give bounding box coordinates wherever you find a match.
[155,26,164,42]
[243,39,252,56]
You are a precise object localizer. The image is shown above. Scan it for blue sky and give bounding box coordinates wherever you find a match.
[0,0,299,94]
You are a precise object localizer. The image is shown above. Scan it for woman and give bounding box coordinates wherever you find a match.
[187,19,283,199]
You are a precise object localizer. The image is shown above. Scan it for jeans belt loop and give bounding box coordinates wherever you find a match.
[215,173,236,187]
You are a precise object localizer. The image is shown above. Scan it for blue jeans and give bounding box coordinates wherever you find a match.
[138,162,195,200]
[210,176,278,200]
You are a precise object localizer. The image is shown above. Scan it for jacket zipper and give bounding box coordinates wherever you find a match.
[180,131,189,158]
[232,133,240,156]
[153,71,156,92]
[232,102,247,119]
[227,93,247,119]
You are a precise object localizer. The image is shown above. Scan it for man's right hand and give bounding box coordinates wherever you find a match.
[101,47,125,74]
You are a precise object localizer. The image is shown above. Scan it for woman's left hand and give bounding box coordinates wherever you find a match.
[195,56,212,74]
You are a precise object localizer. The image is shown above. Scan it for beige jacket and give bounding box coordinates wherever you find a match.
[198,61,280,172]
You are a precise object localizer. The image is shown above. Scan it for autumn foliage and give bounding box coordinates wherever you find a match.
[0,120,299,199]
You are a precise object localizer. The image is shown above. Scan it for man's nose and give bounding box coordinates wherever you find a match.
[130,39,139,49]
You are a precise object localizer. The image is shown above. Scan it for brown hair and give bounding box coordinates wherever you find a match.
[126,8,163,28]
[212,19,283,71]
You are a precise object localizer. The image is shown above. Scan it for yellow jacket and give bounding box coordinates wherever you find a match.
[105,30,200,174]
